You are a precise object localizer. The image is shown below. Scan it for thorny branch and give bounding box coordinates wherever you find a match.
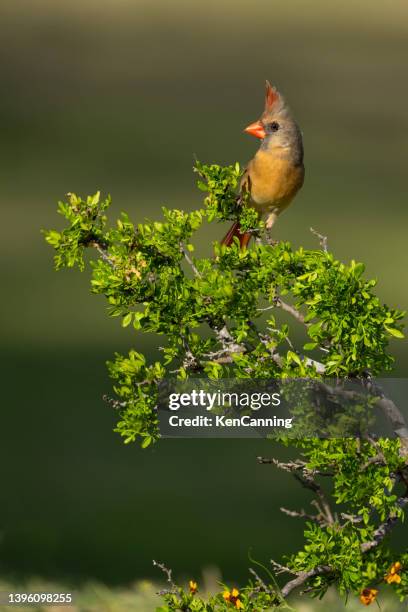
[153,559,178,595]
[310,227,328,253]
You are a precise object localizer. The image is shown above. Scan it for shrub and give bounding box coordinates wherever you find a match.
[45,162,408,609]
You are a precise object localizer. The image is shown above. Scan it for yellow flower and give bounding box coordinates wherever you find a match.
[189,580,198,594]
[223,588,244,609]
[359,588,378,606]
[386,573,401,584]
[384,561,402,584]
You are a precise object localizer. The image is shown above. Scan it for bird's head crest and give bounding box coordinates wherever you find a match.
[264,81,285,113]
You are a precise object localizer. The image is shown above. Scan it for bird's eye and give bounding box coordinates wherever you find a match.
[269,121,279,132]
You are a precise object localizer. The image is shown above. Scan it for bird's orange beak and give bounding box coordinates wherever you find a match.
[244,120,266,139]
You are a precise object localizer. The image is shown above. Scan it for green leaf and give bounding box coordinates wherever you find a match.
[122,312,132,327]
[303,342,318,351]
[385,326,404,338]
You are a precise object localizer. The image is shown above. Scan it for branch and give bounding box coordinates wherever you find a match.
[270,560,294,575]
[102,394,127,410]
[248,567,273,594]
[274,296,306,326]
[275,496,408,601]
[280,566,332,598]
[257,456,333,477]
[293,474,335,526]
[310,227,328,253]
[181,244,202,278]
[273,494,408,601]
[304,356,326,374]
[153,559,178,594]
[360,496,408,552]
[90,240,116,267]
[375,395,408,455]
[258,457,306,472]
[280,506,324,525]
[318,380,408,456]
[261,323,326,373]
[214,325,245,357]
[260,456,335,525]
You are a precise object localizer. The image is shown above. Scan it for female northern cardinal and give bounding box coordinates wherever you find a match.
[222,81,304,249]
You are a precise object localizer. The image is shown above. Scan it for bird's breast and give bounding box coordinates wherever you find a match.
[245,151,304,213]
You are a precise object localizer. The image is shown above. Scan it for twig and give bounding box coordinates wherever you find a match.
[102,394,127,410]
[292,471,335,525]
[258,296,307,326]
[259,455,335,525]
[181,244,202,278]
[310,227,328,253]
[280,506,323,525]
[257,456,333,477]
[258,457,306,472]
[153,559,178,592]
[280,566,332,598]
[360,452,386,472]
[304,357,326,374]
[248,567,272,594]
[340,513,363,524]
[274,297,306,326]
[270,560,294,575]
[91,241,116,267]
[215,325,245,356]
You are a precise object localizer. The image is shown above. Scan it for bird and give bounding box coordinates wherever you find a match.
[221,81,304,249]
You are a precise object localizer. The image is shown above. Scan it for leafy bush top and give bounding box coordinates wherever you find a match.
[44,162,408,608]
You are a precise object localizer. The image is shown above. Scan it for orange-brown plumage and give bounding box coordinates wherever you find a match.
[222,81,304,247]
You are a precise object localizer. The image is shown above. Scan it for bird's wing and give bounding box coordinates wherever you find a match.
[239,163,252,202]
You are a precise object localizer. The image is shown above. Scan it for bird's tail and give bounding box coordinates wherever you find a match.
[220,222,252,250]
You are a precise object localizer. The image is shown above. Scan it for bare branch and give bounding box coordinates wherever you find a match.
[259,455,335,525]
[293,471,335,525]
[340,513,363,525]
[275,296,306,325]
[280,506,323,525]
[153,559,178,593]
[102,394,127,410]
[257,456,333,477]
[270,560,294,575]
[248,567,272,594]
[280,566,332,598]
[257,457,306,471]
[310,227,328,253]
[304,356,326,374]
[181,244,202,278]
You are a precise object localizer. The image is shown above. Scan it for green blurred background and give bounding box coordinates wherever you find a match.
[1,0,407,590]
